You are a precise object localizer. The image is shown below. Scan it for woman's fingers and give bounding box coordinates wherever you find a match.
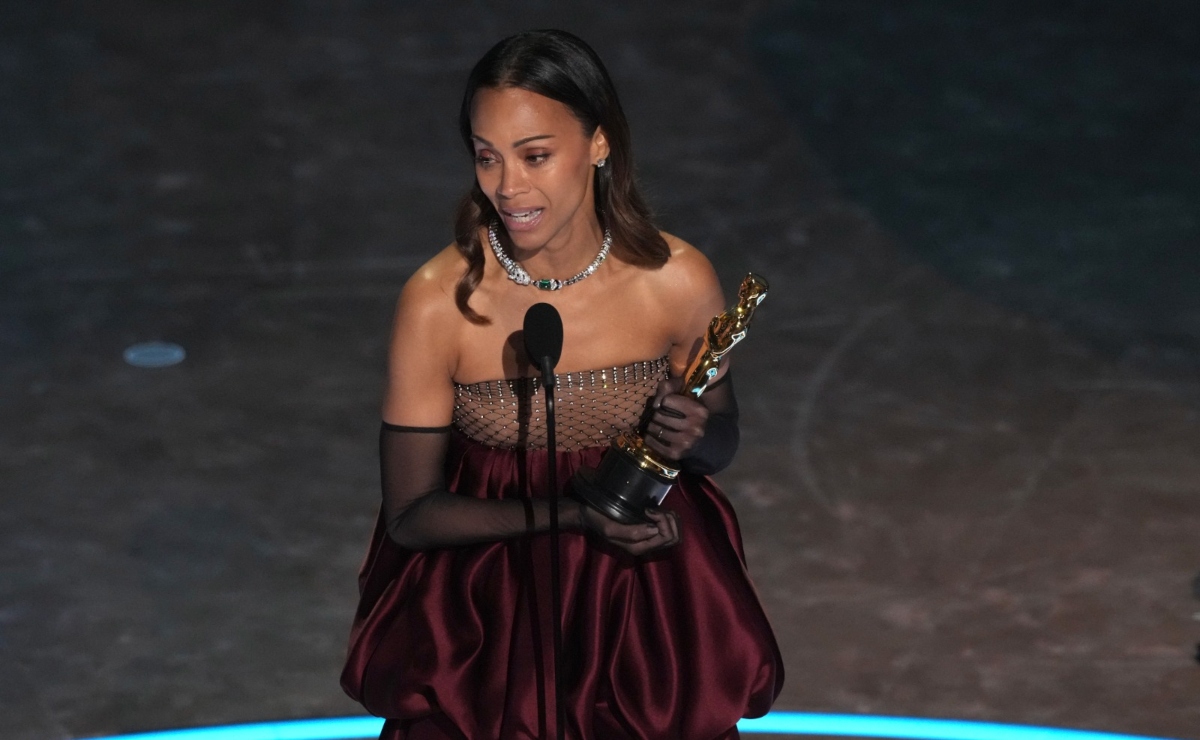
[643,429,677,459]
[666,511,681,545]
[647,407,689,454]
[619,508,681,554]
[581,504,683,555]
[594,516,660,544]
[653,377,683,406]
[645,393,708,460]
[579,504,652,543]
[646,508,681,547]
[657,393,707,424]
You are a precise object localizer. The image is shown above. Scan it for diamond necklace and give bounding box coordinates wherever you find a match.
[488,222,612,291]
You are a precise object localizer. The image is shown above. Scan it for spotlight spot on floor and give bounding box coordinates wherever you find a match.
[123,342,186,368]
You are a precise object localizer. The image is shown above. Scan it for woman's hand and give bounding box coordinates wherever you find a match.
[577,501,681,556]
[643,377,709,462]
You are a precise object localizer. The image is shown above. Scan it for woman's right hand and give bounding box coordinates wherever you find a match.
[576,502,681,556]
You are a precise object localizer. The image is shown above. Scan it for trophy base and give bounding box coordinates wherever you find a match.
[571,447,675,525]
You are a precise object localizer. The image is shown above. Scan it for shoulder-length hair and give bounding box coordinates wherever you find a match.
[453,29,669,324]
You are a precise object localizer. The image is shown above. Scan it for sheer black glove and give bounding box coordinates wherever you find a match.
[379,422,681,553]
[379,423,508,550]
[642,371,740,475]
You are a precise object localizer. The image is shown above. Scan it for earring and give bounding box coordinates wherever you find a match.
[596,158,607,168]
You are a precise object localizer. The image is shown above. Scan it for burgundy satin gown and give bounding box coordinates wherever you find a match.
[342,360,783,739]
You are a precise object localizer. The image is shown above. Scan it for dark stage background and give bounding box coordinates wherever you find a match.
[2,1,1198,738]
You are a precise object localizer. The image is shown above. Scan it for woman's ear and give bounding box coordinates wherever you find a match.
[590,127,611,166]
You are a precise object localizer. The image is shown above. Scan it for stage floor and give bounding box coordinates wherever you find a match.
[2,1,1197,738]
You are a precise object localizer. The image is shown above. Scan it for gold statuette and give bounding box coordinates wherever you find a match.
[571,273,769,523]
[681,272,769,397]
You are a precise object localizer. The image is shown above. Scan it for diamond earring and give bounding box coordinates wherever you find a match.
[596,158,607,168]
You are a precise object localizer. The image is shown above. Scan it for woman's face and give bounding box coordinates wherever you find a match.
[470,86,609,252]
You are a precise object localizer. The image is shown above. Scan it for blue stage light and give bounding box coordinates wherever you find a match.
[84,712,1181,740]
[84,716,381,740]
[738,713,1177,739]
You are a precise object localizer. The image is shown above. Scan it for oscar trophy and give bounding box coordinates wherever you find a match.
[571,273,769,524]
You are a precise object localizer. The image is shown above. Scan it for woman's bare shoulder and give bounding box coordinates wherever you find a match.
[652,231,724,304]
[390,243,472,356]
[396,244,466,316]
[382,245,465,423]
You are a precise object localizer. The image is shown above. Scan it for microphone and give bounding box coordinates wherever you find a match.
[522,301,566,738]
[523,302,563,389]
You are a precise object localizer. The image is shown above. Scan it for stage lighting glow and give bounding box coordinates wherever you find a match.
[123,342,186,368]
[86,712,1181,740]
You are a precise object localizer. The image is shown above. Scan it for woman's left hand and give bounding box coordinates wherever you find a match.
[643,377,708,462]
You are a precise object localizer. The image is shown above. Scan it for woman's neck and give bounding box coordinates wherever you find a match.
[507,218,606,278]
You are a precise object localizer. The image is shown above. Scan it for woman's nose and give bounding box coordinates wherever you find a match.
[496,164,528,198]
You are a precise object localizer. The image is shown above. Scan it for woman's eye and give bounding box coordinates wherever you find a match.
[474,154,496,166]
[526,153,550,165]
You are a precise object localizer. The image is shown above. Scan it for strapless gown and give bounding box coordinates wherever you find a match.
[342,359,783,739]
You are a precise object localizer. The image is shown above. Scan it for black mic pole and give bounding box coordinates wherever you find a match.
[540,355,564,740]
[523,302,565,739]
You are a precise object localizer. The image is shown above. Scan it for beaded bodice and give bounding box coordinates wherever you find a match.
[453,357,669,451]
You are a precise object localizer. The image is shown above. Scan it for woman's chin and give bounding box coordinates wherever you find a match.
[504,224,551,251]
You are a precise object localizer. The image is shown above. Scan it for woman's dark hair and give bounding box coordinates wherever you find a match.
[453,29,669,324]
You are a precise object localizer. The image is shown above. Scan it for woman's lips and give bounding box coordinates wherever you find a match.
[500,208,544,233]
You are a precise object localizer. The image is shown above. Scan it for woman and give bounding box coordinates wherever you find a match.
[342,30,783,739]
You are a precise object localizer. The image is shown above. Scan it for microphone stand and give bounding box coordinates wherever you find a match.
[538,357,565,740]
[525,301,565,738]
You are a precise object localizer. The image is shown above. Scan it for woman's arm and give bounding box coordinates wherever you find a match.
[379,423,590,549]
[641,236,741,472]
[379,259,572,549]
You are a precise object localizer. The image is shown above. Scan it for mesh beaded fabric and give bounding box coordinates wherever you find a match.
[342,357,783,740]
[454,358,669,450]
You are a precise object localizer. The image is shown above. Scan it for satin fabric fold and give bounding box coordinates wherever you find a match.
[342,432,783,740]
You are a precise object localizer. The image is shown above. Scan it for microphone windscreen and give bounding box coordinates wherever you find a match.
[523,302,563,372]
